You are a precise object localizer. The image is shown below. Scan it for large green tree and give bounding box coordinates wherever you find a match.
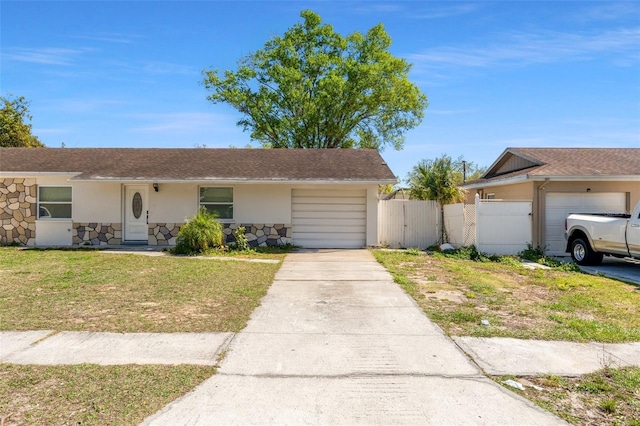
[203,10,427,150]
[0,95,44,148]
[407,155,484,243]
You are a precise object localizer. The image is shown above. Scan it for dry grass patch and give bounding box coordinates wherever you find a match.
[0,248,283,332]
[373,250,640,342]
[495,367,640,425]
[0,364,215,426]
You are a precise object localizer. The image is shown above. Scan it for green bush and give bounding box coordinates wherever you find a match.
[174,207,223,255]
[232,226,251,252]
[519,244,580,272]
[434,245,500,262]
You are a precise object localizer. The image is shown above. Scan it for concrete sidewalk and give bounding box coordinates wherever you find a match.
[142,249,563,425]
[3,330,638,377]
[454,336,640,376]
[0,331,232,366]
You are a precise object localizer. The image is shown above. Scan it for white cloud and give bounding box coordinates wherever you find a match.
[2,47,93,66]
[410,28,640,71]
[129,112,237,133]
[107,60,198,76]
[576,2,640,23]
[411,3,481,20]
[71,32,143,44]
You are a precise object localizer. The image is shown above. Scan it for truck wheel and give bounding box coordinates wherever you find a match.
[571,238,602,266]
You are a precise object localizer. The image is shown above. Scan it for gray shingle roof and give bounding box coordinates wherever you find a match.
[0,148,397,182]
[506,148,640,176]
[470,148,640,185]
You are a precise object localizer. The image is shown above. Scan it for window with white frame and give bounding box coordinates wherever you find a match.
[38,186,72,219]
[199,187,233,220]
[486,193,496,200]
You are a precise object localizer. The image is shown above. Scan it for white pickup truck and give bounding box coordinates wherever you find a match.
[565,201,640,265]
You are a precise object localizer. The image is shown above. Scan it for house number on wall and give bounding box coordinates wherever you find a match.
[132,192,143,219]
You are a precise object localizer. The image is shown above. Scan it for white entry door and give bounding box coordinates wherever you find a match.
[124,185,148,242]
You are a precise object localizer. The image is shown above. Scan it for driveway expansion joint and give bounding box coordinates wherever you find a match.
[217,372,488,380]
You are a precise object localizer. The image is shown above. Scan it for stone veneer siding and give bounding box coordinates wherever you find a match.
[149,223,181,246]
[0,178,36,245]
[70,221,291,247]
[73,223,122,245]
[223,223,291,247]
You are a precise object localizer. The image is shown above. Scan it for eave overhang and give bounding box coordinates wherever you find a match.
[461,174,640,189]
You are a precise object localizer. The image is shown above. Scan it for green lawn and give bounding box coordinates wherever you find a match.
[0,248,283,333]
[373,249,640,343]
[0,364,215,426]
[496,367,640,426]
[0,247,283,425]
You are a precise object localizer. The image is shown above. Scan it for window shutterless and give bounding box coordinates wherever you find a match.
[199,187,233,220]
[38,186,72,219]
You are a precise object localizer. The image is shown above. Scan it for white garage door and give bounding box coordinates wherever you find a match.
[292,189,366,248]
[545,192,626,256]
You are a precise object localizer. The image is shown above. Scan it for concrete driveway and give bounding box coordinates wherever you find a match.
[143,249,563,425]
[563,256,640,286]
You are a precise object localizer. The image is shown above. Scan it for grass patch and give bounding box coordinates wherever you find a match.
[0,247,283,332]
[0,363,215,425]
[496,367,640,425]
[373,249,640,342]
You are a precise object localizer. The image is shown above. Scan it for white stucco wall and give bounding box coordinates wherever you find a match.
[73,181,122,222]
[234,184,292,223]
[148,182,199,223]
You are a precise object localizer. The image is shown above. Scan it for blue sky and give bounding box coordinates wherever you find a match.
[2,1,639,182]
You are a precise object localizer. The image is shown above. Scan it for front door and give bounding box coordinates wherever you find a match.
[124,185,148,242]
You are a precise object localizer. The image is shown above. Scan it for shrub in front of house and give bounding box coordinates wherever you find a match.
[174,207,223,254]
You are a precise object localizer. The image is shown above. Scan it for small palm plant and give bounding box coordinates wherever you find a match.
[174,207,223,254]
[407,155,467,243]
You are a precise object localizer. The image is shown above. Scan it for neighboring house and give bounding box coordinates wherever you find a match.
[381,188,411,200]
[461,148,640,255]
[0,148,396,248]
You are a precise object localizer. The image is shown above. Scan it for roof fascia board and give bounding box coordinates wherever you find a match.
[482,148,544,178]
[461,174,529,189]
[482,148,511,178]
[530,175,640,182]
[507,149,544,166]
[0,172,79,177]
[462,174,640,189]
[69,178,398,185]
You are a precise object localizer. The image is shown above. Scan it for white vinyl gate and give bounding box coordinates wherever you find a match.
[378,200,439,249]
[291,189,366,248]
[475,197,532,255]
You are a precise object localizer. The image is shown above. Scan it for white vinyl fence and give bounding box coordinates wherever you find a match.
[378,196,532,255]
[378,199,439,249]
[474,195,532,255]
[443,203,477,247]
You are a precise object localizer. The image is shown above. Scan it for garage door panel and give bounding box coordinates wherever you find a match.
[292,196,365,205]
[293,204,366,212]
[293,232,366,241]
[293,212,366,221]
[294,225,367,233]
[293,218,366,226]
[292,189,366,248]
[292,189,366,198]
[545,192,626,256]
